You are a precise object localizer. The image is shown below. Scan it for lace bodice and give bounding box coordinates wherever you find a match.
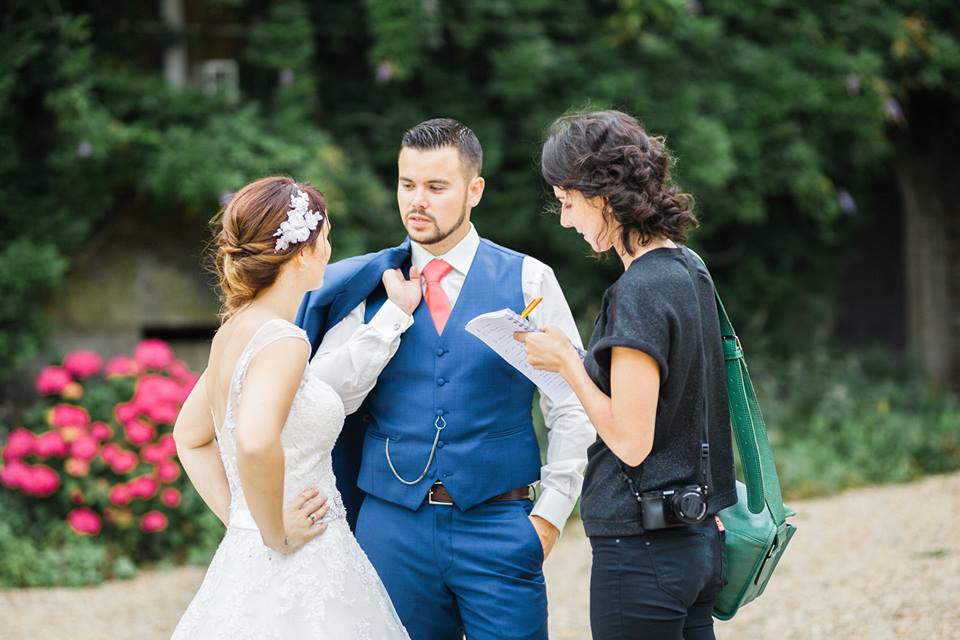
[217,318,348,527]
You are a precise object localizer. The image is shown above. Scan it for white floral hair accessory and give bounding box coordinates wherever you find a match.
[273,187,324,252]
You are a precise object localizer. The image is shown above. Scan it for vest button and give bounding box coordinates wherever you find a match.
[437,440,445,448]
[437,378,446,386]
[436,348,445,357]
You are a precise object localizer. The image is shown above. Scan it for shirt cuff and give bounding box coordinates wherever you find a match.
[531,487,577,536]
[367,300,414,336]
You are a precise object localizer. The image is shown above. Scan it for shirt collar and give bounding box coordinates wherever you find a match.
[410,223,479,276]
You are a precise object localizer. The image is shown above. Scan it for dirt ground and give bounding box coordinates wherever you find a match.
[3,472,958,639]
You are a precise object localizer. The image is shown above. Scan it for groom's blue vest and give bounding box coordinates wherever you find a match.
[297,238,541,523]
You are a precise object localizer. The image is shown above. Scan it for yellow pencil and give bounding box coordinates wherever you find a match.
[519,296,544,319]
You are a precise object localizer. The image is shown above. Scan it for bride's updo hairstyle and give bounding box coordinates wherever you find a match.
[211,176,328,322]
[541,110,698,255]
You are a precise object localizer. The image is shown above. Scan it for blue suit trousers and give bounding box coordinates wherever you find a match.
[356,493,549,640]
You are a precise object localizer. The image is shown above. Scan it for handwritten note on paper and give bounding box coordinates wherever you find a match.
[465,309,579,403]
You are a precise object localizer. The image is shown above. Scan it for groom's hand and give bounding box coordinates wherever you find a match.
[382,266,422,316]
[529,515,560,561]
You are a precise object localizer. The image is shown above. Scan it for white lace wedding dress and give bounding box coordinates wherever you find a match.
[172,319,408,639]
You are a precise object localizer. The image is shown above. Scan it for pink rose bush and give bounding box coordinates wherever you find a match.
[1,340,211,570]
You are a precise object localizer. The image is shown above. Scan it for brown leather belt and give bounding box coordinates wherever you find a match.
[427,482,531,506]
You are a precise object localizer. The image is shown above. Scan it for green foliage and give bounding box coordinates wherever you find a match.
[0,8,116,372]
[321,0,959,350]
[0,1,393,376]
[0,241,69,371]
[4,0,958,365]
[0,492,108,588]
[751,348,960,498]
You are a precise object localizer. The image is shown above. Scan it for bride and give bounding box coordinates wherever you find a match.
[171,176,416,639]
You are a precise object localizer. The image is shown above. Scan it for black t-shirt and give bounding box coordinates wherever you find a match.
[580,246,737,537]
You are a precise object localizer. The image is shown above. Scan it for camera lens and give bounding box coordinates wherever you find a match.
[673,487,707,524]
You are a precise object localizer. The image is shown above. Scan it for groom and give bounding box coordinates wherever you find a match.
[298,118,594,639]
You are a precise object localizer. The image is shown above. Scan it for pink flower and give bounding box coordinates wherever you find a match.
[129,474,159,500]
[123,420,156,446]
[159,433,177,457]
[109,450,138,475]
[108,484,133,506]
[34,432,68,458]
[22,464,60,497]
[90,421,113,441]
[139,510,169,533]
[144,402,179,425]
[70,435,99,461]
[115,402,139,423]
[132,377,188,427]
[65,457,90,477]
[3,428,35,460]
[135,375,183,406]
[1,460,29,489]
[36,366,72,395]
[105,355,138,377]
[64,350,103,379]
[157,460,181,483]
[50,404,90,429]
[101,442,121,464]
[67,508,102,536]
[141,444,168,465]
[161,487,182,508]
[168,360,192,382]
[102,444,138,474]
[135,339,173,370]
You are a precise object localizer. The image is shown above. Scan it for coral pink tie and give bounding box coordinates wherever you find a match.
[422,259,454,334]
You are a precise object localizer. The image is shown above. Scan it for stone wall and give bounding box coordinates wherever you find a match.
[49,213,219,372]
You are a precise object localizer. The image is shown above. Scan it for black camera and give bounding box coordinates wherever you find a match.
[640,485,708,530]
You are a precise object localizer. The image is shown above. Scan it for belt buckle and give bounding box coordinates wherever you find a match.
[428,482,452,506]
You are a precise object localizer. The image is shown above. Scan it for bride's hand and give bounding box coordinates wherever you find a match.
[273,489,330,554]
[382,266,422,316]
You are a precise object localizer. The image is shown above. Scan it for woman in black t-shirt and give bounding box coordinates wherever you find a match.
[517,110,735,640]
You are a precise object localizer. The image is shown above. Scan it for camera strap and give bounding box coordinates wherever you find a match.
[614,246,714,506]
[680,247,713,496]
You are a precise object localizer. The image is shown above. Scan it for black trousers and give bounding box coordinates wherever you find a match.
[588,518,726,640]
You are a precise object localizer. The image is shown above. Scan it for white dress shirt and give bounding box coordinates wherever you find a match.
[310,224,595,533]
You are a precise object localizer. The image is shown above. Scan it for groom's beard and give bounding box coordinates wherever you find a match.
[404,195,469,247]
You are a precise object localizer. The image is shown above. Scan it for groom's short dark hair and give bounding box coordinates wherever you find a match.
[401,118,483,177]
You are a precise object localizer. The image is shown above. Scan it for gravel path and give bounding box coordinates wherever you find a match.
[4,472,958,639]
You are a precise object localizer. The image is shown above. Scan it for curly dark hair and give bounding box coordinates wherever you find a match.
[541,110,698,254]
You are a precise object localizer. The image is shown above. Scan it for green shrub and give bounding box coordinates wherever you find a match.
[0,340,224,588]
[750,348,960,498]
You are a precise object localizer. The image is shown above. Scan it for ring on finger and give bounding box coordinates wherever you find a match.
[309,513,317,524]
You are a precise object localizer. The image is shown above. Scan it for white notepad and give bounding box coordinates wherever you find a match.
[465,309,581,403]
